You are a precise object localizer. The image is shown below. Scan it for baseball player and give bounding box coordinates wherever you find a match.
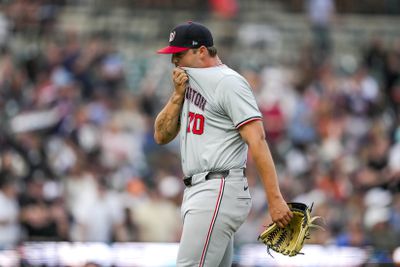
[154,21,293,267]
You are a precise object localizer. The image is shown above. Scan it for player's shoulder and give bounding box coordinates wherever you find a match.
[185,65,249,98]
[218,67,246,83]
[216,66,249,90]
[184,65,243,82]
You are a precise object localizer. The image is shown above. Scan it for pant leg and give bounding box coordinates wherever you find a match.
[177,209,232,267]
[177,177,251,267]
[219,237,233,267]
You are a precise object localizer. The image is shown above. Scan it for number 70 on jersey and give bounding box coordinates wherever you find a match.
[186,112,204,135]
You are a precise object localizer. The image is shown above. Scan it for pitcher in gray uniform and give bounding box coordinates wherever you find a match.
[155,21,293,267]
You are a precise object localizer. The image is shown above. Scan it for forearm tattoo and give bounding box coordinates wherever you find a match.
[155,95,183,142]
[155,112,179,141]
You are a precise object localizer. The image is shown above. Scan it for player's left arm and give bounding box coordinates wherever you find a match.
[239,120,293,228]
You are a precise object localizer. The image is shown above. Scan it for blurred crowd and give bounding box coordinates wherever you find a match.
[0,0,183,248]
[235,37,400,261]
[0,0,399,264]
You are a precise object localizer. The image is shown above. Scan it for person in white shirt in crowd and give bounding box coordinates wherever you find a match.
[0,172,20,248]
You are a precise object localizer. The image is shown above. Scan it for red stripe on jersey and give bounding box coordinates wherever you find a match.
[198,178,225,267]
[235,117,262,129]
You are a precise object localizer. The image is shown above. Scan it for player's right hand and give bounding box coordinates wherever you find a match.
[269,197,293,228]
[172,67,188,96]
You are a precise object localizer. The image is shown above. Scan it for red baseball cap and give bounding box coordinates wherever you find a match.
[157,21,214,54]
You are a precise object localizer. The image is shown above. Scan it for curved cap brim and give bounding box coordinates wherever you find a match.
[157,46,190,54]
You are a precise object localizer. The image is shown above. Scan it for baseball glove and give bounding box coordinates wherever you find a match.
[257,202,323,257]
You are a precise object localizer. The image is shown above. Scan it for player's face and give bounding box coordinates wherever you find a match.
[171,49,201,67]
[171,50,188,66]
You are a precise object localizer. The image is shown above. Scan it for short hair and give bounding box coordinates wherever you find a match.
[173,46,217,64]
[207,46,217,57]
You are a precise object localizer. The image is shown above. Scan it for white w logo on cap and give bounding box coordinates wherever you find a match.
[169,31,176,42]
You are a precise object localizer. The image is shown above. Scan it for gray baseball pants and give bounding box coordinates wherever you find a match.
[177,169,252,267]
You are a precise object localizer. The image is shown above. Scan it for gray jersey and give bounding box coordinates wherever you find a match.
[180,65,262,177]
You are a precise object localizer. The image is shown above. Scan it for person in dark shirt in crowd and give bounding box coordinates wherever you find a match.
[19,173,69,241]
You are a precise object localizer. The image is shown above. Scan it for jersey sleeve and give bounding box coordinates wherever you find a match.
[216,75,262,129]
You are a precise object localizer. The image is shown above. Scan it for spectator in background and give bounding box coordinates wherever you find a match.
[363,37,387,84]
[367,209,399,263]
[391,193,400,232]
[70,177,127,243]
[19,174,69,241]
[0,171,20,248]
[343,66,380,117]
[288,86,318,148]
[336,218,369,247]
[388,126,400,182]
[64,163,98,239]
[0,7,9,50]
[130,184,181,242]
[306,0,336,63]
[384,40,400,115]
